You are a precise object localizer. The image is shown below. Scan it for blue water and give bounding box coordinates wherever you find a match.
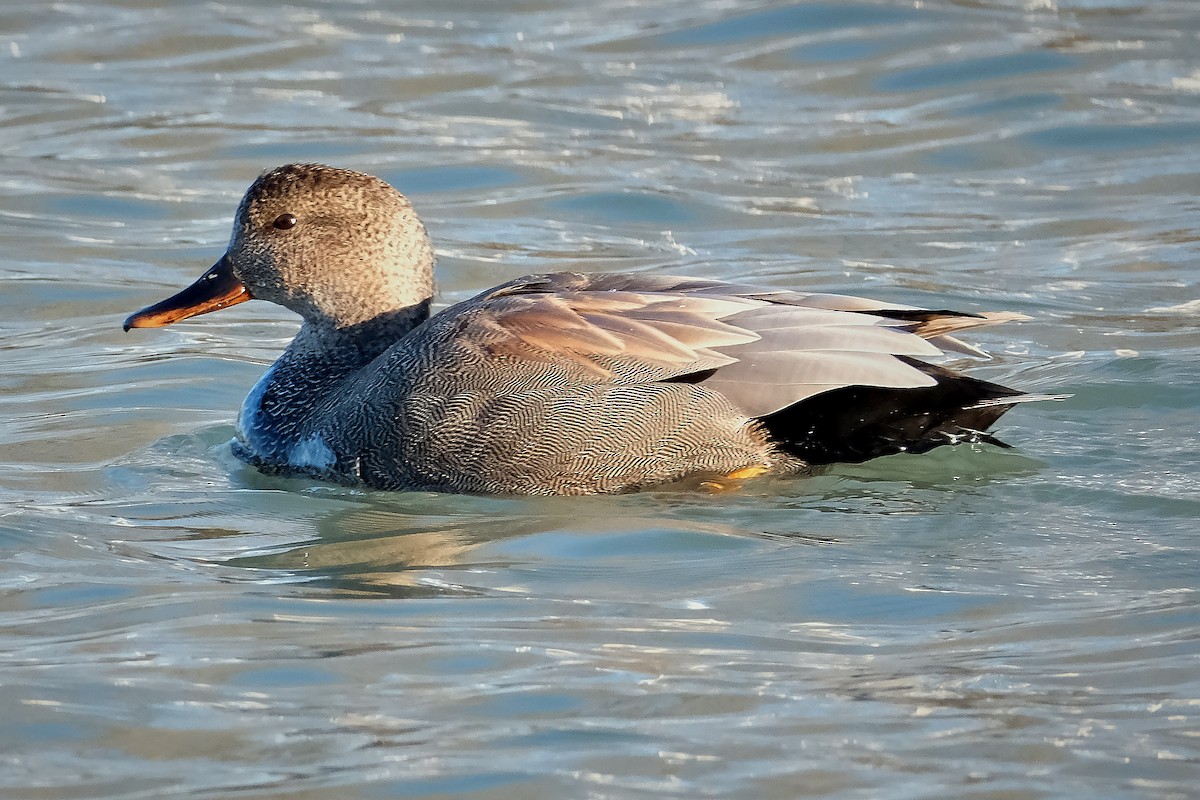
[2,0,1199,798]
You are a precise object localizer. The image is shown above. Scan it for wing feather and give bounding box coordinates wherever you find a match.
[426,272,1028,414]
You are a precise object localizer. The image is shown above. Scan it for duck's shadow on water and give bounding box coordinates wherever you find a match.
[109,425,1049,599]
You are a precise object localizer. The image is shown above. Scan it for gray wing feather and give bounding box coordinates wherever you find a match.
[419,272,1024,415]
[701,351,937,417]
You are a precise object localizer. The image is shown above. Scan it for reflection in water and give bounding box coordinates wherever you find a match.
[226,503,821,598]
[234,508,515,597]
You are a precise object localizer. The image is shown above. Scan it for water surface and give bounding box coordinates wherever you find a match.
[2,0,1198,798]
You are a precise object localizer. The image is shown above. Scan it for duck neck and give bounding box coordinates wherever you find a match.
[235,299,431,463]
[297,298,433,368]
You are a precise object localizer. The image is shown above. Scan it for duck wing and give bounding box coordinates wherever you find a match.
[426,272,1017,418]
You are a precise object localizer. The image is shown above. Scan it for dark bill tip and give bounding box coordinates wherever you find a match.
[123,255,251,331]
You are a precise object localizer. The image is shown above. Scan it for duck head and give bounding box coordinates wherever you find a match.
[124,164,435,331]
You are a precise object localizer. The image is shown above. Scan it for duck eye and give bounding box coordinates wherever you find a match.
[272,213,297,231]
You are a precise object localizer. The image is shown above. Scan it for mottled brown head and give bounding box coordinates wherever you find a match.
[125,164,435,330]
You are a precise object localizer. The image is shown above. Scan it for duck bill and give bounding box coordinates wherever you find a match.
[123,255,251,331]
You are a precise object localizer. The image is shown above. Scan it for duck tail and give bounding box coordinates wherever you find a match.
[756,358,1064,465]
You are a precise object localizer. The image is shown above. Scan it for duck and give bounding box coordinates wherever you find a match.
[125,163,1057,496]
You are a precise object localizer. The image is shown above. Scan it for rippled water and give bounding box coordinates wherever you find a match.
[3,0,1199,797]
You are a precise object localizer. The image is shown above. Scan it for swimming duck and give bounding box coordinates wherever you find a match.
[125,163,1053,495]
